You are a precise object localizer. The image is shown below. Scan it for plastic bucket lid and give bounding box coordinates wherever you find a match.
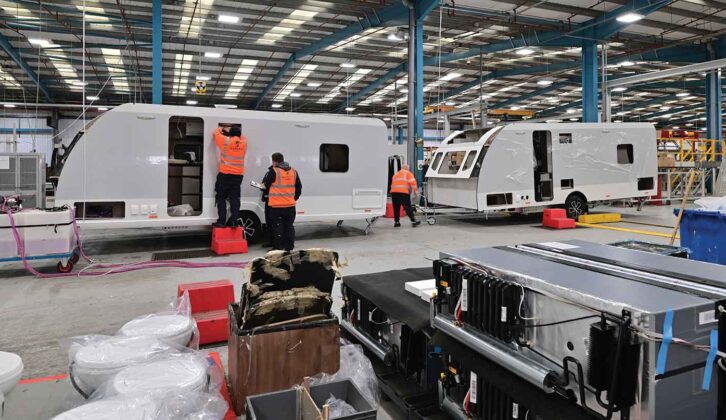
[111,355,208,395]
[52,397,158,420]
[119,314,193,341]
[74,336,177,370]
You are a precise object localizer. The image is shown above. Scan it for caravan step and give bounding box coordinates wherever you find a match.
[177,279,235,314]
[578,213,621,224]
[193,309,229,345]
[211,227,248,255]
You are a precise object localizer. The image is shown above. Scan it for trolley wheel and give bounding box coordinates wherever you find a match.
[426,216,436,225]
[57,260,74,273]
[69,252,80,265]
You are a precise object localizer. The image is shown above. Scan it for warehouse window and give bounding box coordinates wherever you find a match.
[559,133,572,144]
[320,144,349,172]
[617,144,634,164]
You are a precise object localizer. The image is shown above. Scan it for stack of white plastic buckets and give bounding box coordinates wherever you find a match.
[52,292,228,419]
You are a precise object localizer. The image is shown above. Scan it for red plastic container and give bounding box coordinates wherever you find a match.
[178,280,235,345]
[211,227,248,255]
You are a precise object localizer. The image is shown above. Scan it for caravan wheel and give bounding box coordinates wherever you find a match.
[565,193,588,219]
[237,212,262,244]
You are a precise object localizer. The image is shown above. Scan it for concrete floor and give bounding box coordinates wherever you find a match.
[0,204,681,419]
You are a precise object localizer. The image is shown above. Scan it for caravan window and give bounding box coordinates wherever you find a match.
[617,144,634,164]
[438,151,467,174]
[320,144,349,172]
[430,152,443,171]
[461,151,477,171]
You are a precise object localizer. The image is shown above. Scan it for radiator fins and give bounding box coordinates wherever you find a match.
[587,321,616,391]
[587,322,641,409]
[607,329,641,409]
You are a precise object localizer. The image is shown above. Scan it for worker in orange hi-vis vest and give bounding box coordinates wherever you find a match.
[389,164,421,228]
[213,125,247,228]
[263,152,303,251]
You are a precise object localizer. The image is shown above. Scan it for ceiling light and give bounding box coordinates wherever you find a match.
[97,107,108,111]
[4,104,15,108]
[700,117,707,121]
[28,38,55,48]
[196,75,211,81]
[204,52,222,58]
[290,93,302,97]
[387,32,403,42]
[445,101,456,106]
[307,82,321,87]
[516,48,535,56]
[676,92,689,97]
[620,61,635,67]
[86,95,99,101]
[511,106,520,111]
[567,108,576,114]
[340,63,356,68]
[218,15,240,24]
[345,107,355,112]
[214,104,237,109]
[613,120,623,123]
[672,126,680,130]
[569,118,578,121]
[441,72,462,81]
[660,106,671,111]
[537,80,553,86]
[616,12,644,23]
[612,87,627,92]
[686,123,694,127]
[271,104,282,109]
[186,100,198,105]
[71,80,87,86]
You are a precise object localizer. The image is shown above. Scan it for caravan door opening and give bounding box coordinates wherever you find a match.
[533,130,553,202]
[167,116,204,216]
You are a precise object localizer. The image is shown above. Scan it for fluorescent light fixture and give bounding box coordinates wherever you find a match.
[387,32,403,41]
[676,92,689,97]
[613,120,622,123]
[516,48,535,56]
[699,117,707,121]
[569,118,578,121]
[340,63,356,68]
[620,61,635,67]
[271,103,283,109]
[441,72,462,81]
[672,126,680,130]
[97,107,108,111]
[686,123,694,127]
[445,101,456,106]
[307,82,321,87]
[204,52,222,58]
[537,80,553,86]
[186,100,198,105]
[567,108,577,114]
[86,95,100,101]
[218,15,240,24]
[612,87,627,92]
[290,92,302,97]
[345,107,355,112]
[511,106,520,111]
[616,12,643,23]
[71,80,87,86]
[28,38,55,48]
[214,104,237,109]
[4,104,15,108]
[196,75,211,81]
[660,106,671,111]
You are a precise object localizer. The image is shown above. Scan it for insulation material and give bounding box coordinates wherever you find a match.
[117,290,198,348]
[242,286,331,329]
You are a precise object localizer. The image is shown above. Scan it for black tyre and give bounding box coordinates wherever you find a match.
[238,212,262,244]
[57,260,74,273]
[565,194,588,219]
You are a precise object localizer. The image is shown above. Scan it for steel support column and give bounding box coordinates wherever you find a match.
[152,0,162,104]
[414,9,425,182]
[582,41,599,122]
[706,70,722,141]
[407,6,416,172]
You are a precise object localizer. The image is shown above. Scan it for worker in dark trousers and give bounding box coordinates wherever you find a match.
[263,153,302,251]
[390,164,420,228]
[213,125,247,228]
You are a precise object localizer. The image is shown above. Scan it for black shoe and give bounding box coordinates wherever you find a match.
[394,222,401,227]
[212,222,226,228]
[412,220,421,227]
[226,220,239,228]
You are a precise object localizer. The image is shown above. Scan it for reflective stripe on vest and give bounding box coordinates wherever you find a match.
[269,167,297,207]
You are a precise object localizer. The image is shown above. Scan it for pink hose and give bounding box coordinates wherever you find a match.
[5,208,248,278]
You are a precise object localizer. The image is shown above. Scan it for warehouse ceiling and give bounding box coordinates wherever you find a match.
[0,0,724,129]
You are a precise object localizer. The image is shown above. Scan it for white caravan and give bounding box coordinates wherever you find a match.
[52,103,389,241]
[425,123,658,218]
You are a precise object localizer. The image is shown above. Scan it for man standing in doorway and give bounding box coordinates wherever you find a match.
[213,125,247,228]
[390,164,421,228]
[263,153,302,251]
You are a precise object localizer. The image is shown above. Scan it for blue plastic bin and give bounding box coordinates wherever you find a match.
[674,208,726,264]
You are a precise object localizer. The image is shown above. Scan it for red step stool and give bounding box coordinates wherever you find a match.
[211,227,248,255]
[178,280,235,345]
[542,208,576,229]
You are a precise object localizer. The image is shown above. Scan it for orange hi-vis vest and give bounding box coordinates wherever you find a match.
[390,169,417,194]
[268,166,298,208]
[214,128,247,175]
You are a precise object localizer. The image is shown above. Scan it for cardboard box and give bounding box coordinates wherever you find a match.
[658,154,677,167]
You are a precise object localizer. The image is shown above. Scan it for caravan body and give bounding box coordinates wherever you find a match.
[53,104,388,239]
[425,123,658,216]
